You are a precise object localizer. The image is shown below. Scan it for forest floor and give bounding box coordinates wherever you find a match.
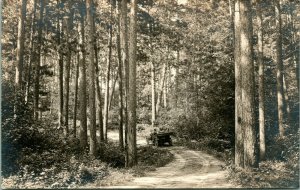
[105,130,237,188]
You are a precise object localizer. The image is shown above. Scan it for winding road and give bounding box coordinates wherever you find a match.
[106,131,237,188]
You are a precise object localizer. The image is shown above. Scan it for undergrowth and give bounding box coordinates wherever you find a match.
[227,129,299,188]
[2,120,174,189]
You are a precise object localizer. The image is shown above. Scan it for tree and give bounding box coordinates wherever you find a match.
[156,61,167,114]
[78,13,88,150]
[103,0,113,142]
[257,0,265,161]
[73,52,80,138]
[15,0,27,116]
[127,0,137,167]
[120,0,129,162]
[234,0,244,168]
[63,7,74,136]
[240,0,257,169]
[57,0,64,130]
[86,0,97,156]
[95,41,104,143]
[283,74,291,125]
[150,22,156,127]
[25,0,37,104]
[274,0,284,138]
[117,1,124,148]
[34,0,45,120]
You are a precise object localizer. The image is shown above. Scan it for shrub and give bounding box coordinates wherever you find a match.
[99,142,125,168]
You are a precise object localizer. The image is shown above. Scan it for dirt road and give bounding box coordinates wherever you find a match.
[106,131,236,188]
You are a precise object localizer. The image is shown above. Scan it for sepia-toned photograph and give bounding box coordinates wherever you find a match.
[1,0,299,188]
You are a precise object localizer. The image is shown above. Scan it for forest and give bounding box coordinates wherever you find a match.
[1,0,299,188]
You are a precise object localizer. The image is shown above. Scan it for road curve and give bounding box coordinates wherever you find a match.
[106,146,237,188]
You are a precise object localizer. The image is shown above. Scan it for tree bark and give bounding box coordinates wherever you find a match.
[163,63,170,108]
[108,71,119,111]
[240,0,258,169]
[127,0,137,167]
[63,10,74,136]
[274,0,285,138]
[150,38,156,127]
[289,2,299,92]
[120,0,129,164]
[56,0,64,130]
[257,0,265,161]
[117,1,124,148]
[234,0,244,169]
[34,0,44,120]
[174,50,179,108]
[73,52,80,138]
[25,0,37,104]
[78,16,88,149]
[95,41,104,143]
[15,0,27,91]
[15,0,27,117]
[103,6,113,141]
[283,74,291,126]
[86,0,97,156]
[156,61,167,114]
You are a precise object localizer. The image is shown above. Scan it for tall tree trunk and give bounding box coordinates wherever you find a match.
[150,42,156,127]
[15,0,27,117]
[117,1,124,148]
[15,0,27,90]
[78,16,88,149]
[86,0,97,156]
[95,41,104,143]
[63,11,74,136]
[234,0,244,169]
[240,0,257,169]
[229,0,234,47]
[120,0,129,164]
[174,50,179,108]
[108,71,119,111]
[257,0,265,161]
[156,61,167,114]
[289,2,299,93]
[283,74,291,125]
[73,52,80,138]
[25,0,37,104]
[57,0,64,130]
[127,0,137,167]
[274,0,284,138]
[163,66,168,108]
[103,7,113,141]
[34,0,44,120]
